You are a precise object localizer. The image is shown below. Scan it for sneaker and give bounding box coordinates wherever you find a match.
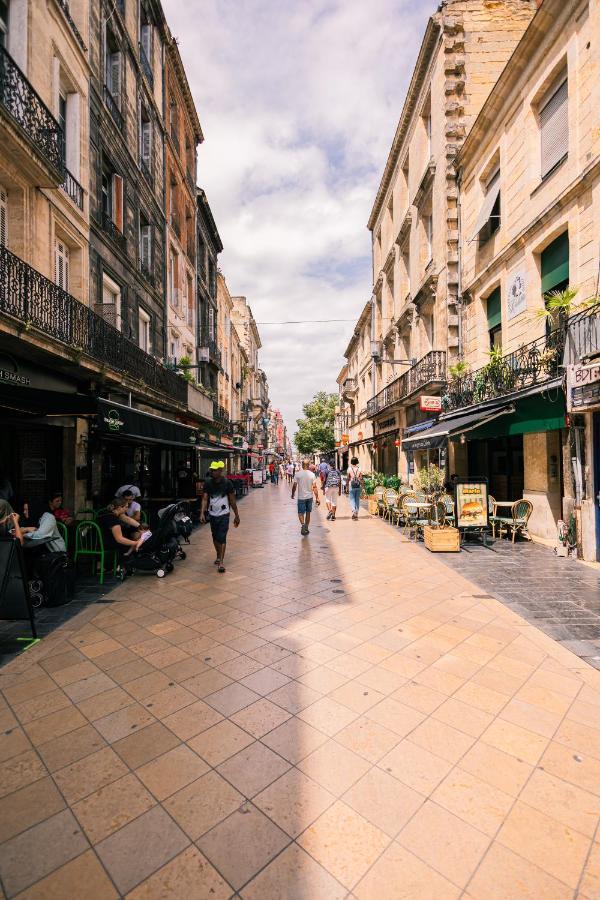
[218,564,226,573]
[326,511,333,520]
[214,559,219,565]
[301,524,308,535]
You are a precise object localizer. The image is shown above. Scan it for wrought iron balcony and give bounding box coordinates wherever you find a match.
[213,404,230,426]
[564,302,600,365]
[140,157,153,189]
[61,168,84,209]
[442,330,566,413]
[55,0,88,53]
[0,244,187,404]
[367,350,446,418]
[342,377,357,395]
[0,45,64,178]
[138,43,153,89]
[198,328,221,368]
[103,85,123,129]
[100,211,126,253]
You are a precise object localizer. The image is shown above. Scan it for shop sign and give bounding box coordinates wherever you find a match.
[506,270,527,320]
[376,416,396,431]
[103,408,126,432]
[419,396,442,413]
[454,478,489,530]
[567,362,600,411]
[0,353,76,393]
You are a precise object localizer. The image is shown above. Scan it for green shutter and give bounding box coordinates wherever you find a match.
[541,232,569,294]
[486,288,501,330]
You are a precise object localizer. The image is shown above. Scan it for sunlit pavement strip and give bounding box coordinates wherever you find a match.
[0,485,599,899]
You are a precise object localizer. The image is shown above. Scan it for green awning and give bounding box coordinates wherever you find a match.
[541,232,569,294]
[457,393,566,440]
[487,288,501,330]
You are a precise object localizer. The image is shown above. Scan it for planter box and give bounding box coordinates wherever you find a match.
[423,525,460,552]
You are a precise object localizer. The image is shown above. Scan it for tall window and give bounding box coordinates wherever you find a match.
[540,76,568,179]
[169,246,179,307]
[208,305,215,340]
[473,167,501,246]
[105,28,121,102]
[0,0,7,47]
[487,287,502,350]
[99,273,122,330]
[0,185,7,246]
[138,307,151,352]
[140,106,151,167]
[54,239,69,291]
[186,273,194,327]
[58,90,67,164]
[101,159,124,231]
[139,212,151,274]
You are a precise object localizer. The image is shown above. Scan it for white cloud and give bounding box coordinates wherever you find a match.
[163,0,436,437]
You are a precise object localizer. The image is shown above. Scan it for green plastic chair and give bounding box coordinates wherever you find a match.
[140,509,148,526]
[74,521,115,584]
[94,507,109,521]
[56,520,68,550]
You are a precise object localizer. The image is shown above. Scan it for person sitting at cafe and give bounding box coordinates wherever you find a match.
[49,491,74,525]
[0,500,24,545]
[98,498,147,559]
[21,497,66,552]
[115,486,144,537]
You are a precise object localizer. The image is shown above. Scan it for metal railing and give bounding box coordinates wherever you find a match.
[0,244,187,403]
[140,157,153,188]
[367,350,446,417]
[442,330,565,413]
[61,168,84,209]
[138,43,153,89]
[214,404,230,425]
[103,85,123,129]
[198,328,222,367]
[55,0,87,52]
[0,45,64,175]
[564,302,600,365]
[100,211,126,253]
[342,377,357,393]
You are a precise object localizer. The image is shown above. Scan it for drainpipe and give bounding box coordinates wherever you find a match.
[456,167,464,359]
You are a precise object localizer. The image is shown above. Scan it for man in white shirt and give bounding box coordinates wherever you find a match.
[291,459,320,536]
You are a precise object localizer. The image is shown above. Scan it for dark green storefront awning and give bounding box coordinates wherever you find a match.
[458,393,566,440]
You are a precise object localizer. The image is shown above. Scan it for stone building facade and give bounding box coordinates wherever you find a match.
[456,0,600,552]
[337,302,375,473]
[164,30,202,369]
[365,0,537,478]
[196,188,222,396]
[231,295,269,453]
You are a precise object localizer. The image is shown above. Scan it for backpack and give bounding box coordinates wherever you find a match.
[349,466,362,489]
[35,551,72,607]
[327,469,341,488]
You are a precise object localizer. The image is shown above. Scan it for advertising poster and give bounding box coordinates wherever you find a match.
[454,480,489,529]
[252,469,263,486]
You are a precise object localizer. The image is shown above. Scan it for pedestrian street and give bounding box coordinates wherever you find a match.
[1,483,599,899]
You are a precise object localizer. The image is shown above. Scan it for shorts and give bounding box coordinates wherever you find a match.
[209,513,230,543]
[297,498,313,515]
[325,487,339,505]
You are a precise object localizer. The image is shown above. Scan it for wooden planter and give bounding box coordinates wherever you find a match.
[423,525,460,552]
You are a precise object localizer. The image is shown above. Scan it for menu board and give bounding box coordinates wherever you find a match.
[454,479,489,530]
[252,469,264,486]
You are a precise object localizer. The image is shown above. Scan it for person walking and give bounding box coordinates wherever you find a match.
[291,459,320,536]
[347,457,363,521]
[200,460,240,573]
[323,464,342,521]
[272,463,280,485]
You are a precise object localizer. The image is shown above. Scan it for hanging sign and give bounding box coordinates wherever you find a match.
[567,363,600,411]
[419,396,442,412]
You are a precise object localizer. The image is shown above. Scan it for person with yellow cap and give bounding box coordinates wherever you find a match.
[200,461,240,573]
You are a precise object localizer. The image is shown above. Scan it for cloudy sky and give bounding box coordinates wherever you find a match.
[163,0,436,440]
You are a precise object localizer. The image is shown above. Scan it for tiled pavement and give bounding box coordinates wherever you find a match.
[0,484,599,899]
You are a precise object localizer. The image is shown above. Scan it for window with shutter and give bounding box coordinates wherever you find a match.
[140,221,151,270]
[112,174,124,231]
[540,78,568,179]
[0,186,7,246]
[141,23,152,60]
[54,239,70,292]
[99,274,121,330]
[141,118,151,163]
[138,307,151,353]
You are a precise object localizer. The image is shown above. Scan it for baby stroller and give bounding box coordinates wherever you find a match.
[173,505,192,548]
[123,503,185,579]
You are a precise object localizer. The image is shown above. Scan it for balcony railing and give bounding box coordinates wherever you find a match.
[0,45,64,176]
[367,350,446,418]
[342,377,357,394]
[0,244,187,403]
[103,85,123,129]
[564,302,600,365]
[56,0,88,53]
[140,157,153,189]
[100,211,126,253]
[198,328,221,367]
[214,404,230,426]
[138,43,153,89]
[442,330,565,413]
[61,168,84,209]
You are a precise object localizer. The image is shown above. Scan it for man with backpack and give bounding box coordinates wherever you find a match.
[323,464,342,521]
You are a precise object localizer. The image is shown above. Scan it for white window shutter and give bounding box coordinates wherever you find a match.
[541,79,568,178]
[54,240,69,291]
[141,224,151,268]
[141,24,152,59]
[141,120,151,162]
[110,52,121,98]
[0,186,7,246]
